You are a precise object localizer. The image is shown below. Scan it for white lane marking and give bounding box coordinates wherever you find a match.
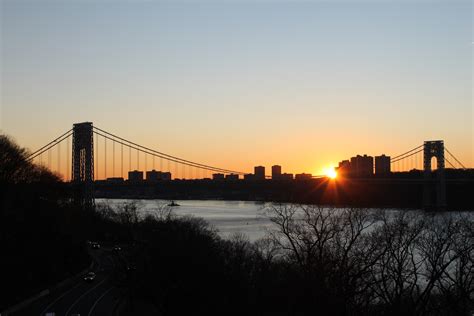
[65,277,109,316]
[87,286,114,316]
[40,282,82,316]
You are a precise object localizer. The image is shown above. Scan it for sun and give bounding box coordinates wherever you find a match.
[324,167,337,179]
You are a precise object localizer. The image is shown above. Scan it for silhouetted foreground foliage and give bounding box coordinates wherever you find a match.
[0,135,89,310]
[97,202,473,316]
[263,205,473,316]
[0,135,60,184]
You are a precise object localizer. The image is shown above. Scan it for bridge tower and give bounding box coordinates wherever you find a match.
[423,140,446,211]
[72,122,95,209]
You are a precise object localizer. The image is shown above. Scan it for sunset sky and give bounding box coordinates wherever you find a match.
[1,0,472,179]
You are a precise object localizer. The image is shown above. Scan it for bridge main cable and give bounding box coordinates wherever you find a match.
[92,129,246,175]
[93,131,239,175]
[390,144,424,160]
[390,148,423,164]
[445,147,466,169]
[26,129,72,160]
[445,157,457,169]
[26,131,73,161]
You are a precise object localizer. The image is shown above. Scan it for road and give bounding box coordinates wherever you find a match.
[13,246,125,316]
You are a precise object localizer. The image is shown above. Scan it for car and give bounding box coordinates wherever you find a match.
[91,242,100,249]
[83,271,96,282]
[112,245,121,252]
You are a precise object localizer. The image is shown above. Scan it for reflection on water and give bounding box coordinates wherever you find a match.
[98,199,472,242]
[97,199,274,241]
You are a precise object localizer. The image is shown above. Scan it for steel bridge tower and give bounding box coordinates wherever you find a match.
[423,140,446,211]
[72,122,94,209]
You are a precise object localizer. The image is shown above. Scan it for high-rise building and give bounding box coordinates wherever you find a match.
[225,174,239,180]
[271,165,282,180]
[337,160,352,177]
[146,170,172,181]
[128,170,144,182]
[254,166,265,180]
[212,173,225,180]
[375,155,391,175]
[244,174,255,181]
[350,155,374,177]
[146,170,160,182]
[280,173,294,180]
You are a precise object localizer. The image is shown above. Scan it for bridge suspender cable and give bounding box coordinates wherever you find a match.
[391,148,423,164]
[93,126,246,175]
[93,126,245,175]
[92,130,245,175]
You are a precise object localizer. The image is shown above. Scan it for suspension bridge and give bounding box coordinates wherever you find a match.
[25,122,469,211]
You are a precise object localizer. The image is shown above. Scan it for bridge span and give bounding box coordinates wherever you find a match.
[26,122,470,211]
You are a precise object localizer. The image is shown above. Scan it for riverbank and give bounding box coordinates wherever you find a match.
[94,178,474,211]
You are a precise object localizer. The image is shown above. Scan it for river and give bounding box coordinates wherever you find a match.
[96,199,472,242]
[96,199,276,241]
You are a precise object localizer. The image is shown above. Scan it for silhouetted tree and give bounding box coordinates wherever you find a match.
[0,134,60,184]
[264,204,473,315]
[0,134,87,310]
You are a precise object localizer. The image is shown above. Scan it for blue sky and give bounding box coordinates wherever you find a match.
[1,0,472,175]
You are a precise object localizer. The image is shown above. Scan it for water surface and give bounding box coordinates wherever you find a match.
[97,199,274,241]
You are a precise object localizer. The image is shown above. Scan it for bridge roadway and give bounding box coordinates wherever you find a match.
[13,246,124,316]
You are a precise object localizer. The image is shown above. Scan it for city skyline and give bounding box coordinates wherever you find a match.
[1,0,472,178]
[22,133,450,182]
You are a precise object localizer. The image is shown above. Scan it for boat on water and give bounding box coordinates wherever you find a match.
[167,200,180,207]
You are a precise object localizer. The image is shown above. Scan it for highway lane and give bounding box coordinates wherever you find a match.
[62,278,115,316]
[86,287,122,316]
[12,245,124,316]
[62,254,117,316]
